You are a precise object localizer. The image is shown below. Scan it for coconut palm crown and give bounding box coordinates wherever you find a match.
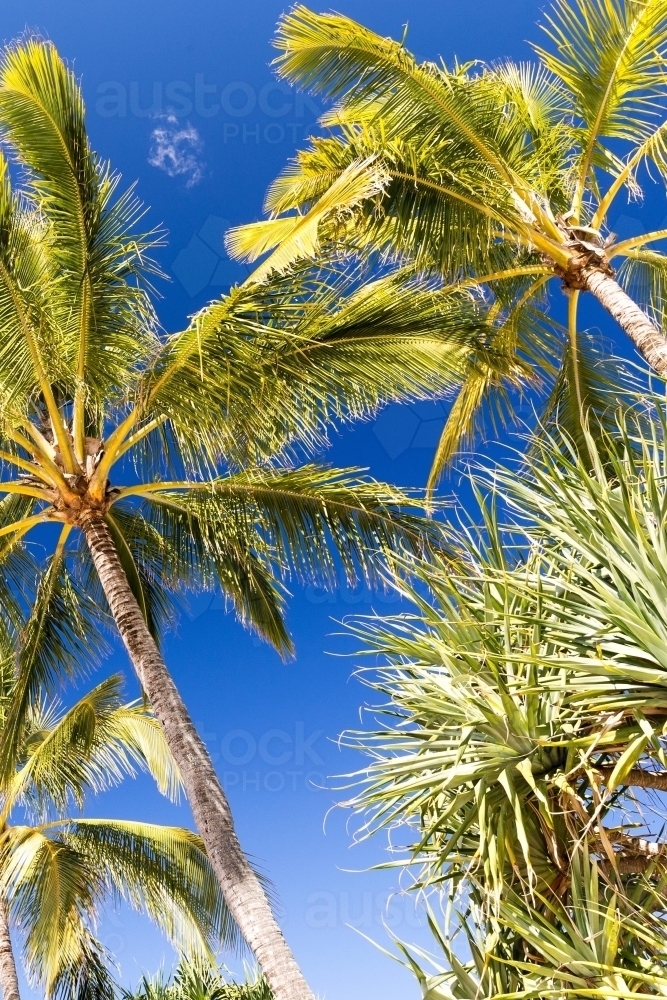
[0,37,475,1000]
[0,670,244,1000]
[228,0,667,493]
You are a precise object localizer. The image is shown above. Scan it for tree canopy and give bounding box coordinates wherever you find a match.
[228,0,667,493]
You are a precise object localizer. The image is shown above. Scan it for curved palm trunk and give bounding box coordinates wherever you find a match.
[0,899,20,1000]
[80,510,314,1000]
[583,268,667,375]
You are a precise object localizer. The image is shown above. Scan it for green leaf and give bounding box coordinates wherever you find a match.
[606,733,648,791]
[0,544,109,785]
[0,39,161,411]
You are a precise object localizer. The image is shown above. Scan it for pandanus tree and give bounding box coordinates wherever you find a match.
[0,671,243,1000]
[228,0,667,492]
[341,402,667,996]
[0,38,480,1000]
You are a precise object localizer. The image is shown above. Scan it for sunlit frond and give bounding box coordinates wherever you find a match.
[1,813,244,997]
[138,261,488,471]
[10,675,181,817]
[2,825,103,996]
[226,157,388,281]
[58,819,243,957]
[535,0,667,212]
[0,39,161,426]
[0,544,109,785]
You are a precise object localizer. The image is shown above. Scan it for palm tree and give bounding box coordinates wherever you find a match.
[228,0,667,491]
[124,956,272,1000]
[0,38,475,1000]
[340,399,667,996]
[0,670,245,1000]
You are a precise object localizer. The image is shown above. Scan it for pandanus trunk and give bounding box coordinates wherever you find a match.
[583,268,667,375]
[0,899,20,1000]
[80,510,314,1000]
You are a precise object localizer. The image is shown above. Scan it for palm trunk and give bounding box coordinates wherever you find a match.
[0,899,20,1000]
[583,268,667,375]
[80,510,314,1000]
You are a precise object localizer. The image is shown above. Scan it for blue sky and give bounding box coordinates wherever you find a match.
[2,1,665,997]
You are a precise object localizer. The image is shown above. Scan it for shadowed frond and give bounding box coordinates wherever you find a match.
[426,290,557,492]
[616,247,667,322]
[103,509,179,647]
[538,332,632,462]
[122,464,450,594]
[49,933,116,1000]
[2,825,104,995]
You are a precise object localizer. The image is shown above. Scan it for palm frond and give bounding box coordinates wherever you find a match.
[427,291,556,491]
[535,0,667,206]
[211,547,292,658]
[272,6,532,195]
[0,545,108,785]
[127,463,448,595]
[235,123,514,278]
[2,825,104,996]
[0,154,59,413]
[49,933,116,1000]
[246,7,576,276]
[537,331,632,463]
[138,262,488,471]
[616,247,667,323]
[0,39,161,419]
[10,675,181,817]
[226,157,387,281]
[59,819,244,956]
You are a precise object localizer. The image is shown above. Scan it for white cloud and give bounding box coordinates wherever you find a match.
[148,114,204,187]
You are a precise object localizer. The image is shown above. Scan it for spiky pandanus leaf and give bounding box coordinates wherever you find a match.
[342,392,667,995]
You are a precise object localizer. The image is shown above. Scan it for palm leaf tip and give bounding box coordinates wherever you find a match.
[226,157,387,283]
